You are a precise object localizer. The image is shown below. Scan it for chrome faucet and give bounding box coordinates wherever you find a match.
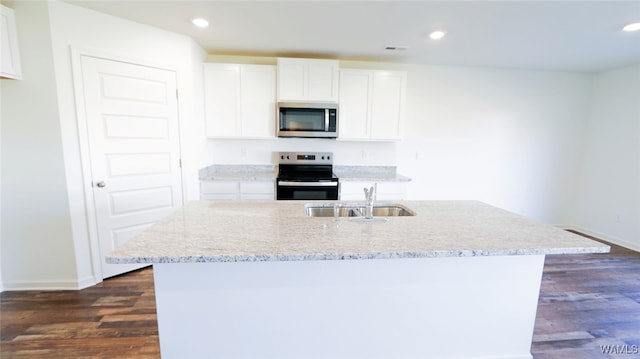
[363,183,377,219]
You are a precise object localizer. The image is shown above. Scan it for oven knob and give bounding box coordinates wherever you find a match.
[327,155,331,160]
[280,155,284,160]
[321,156,325,160]
[287,155,290,160]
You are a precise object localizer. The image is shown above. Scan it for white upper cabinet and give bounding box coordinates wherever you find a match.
[0,4,22,80]
[338,69,406,141]
[338,70,371,139]
[204,63,276,138]
[277,58,339,102]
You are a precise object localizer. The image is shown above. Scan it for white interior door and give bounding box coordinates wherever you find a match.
[80,55,183,279]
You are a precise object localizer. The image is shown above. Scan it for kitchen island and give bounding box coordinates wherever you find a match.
[107,200,609,359]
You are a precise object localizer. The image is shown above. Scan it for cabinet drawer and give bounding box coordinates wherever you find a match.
[201,193,237,201]
[200,181,238,194]
[240,181,275,194]
[240,193,275,201]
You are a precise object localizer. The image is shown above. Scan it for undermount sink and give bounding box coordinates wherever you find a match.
[305,203,416,217]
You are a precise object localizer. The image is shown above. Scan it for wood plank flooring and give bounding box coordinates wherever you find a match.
[532,235,640,358]
[0,266,159,358]
[1,234,639,358]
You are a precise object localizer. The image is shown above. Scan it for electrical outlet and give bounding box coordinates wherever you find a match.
[362,150,369,160]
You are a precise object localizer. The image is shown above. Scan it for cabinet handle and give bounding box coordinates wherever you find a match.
[96,181,106,188]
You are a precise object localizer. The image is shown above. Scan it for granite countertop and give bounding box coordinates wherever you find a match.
[106,200,609,264]
[334,166,411,182]
[199,165,411,182]
[199,165,276,181]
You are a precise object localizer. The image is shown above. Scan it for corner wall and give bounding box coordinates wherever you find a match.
[572,64,640,251]
[0,1,78,289]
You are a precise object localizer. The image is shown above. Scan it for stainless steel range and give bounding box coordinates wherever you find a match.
[276,152,339,200]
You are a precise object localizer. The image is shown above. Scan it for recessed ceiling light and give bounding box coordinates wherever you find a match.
[623,22,640,32]
[429,31,446,40]
[192,18,209,28]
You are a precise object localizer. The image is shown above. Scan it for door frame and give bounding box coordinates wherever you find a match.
[70,47,186,283]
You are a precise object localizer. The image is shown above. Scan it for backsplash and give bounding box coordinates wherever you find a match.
[208,138,398,165]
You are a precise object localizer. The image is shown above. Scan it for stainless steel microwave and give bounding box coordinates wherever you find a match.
[277,102,338,138]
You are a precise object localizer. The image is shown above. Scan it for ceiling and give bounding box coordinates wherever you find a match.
[64,0,640,72]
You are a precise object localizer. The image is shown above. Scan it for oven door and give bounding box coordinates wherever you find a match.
[276,180,339,200]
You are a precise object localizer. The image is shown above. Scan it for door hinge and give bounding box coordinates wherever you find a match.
[179,159,182,168]
[176,89,179,100]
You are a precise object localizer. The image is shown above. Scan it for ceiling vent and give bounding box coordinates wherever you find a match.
[384,45,409,51]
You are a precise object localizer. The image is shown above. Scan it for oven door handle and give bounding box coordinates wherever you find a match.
[278,181,338,187]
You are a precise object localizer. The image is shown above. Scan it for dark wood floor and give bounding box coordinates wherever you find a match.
[532,237,640,358]
[1,235,639,358]
[0,267,159,358]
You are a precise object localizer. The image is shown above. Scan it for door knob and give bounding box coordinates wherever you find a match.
[96,181,106,188]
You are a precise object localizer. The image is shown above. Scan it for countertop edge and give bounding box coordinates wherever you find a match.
[198,165,412,182]
[106,246,610,264]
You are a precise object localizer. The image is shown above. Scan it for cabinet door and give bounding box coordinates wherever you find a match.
[204,64,240,137]
[0,4,22,79]
[239,181,275,201]
[200,181,239,201]
[338,70,372,139]
[277,59,306,101]
[240,65,276,138]
[370,72,406,140]
[277,58,339,102]
[307,60,339,102]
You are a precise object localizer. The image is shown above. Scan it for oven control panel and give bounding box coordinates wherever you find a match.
[278,152,333,165]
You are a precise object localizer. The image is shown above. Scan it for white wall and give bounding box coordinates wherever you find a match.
[396,64,592,225]
[0,1,79,289]
[572,64,640,251]
[0,0,206,290]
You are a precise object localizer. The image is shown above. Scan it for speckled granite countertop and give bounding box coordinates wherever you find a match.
[199,165,276,181]
[106,200,609,264]
[199,165,411,182]
[334,166,411,182]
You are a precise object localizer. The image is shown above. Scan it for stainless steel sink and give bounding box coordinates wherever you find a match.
[305,203,416,217]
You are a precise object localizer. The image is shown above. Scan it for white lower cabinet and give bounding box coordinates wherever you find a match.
[239,181,276,201]
[200,180,275,201]
[339,181,408,201]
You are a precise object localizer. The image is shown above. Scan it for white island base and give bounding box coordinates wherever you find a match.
[153,254,545,359]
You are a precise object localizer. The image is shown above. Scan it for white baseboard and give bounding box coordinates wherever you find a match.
[562,225,640,253]
[2,276,98,291]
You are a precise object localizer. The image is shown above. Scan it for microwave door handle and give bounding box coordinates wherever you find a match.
[324,109,329,131]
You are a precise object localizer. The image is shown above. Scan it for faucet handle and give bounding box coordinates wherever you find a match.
[363,184,378,201]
